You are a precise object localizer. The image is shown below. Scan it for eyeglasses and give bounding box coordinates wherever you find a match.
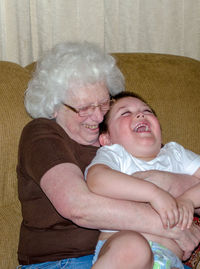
[62,99,111,117]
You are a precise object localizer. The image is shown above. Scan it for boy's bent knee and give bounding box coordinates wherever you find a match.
[98,231,153,268]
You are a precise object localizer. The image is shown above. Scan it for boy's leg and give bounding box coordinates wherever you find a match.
[92,231,153,269]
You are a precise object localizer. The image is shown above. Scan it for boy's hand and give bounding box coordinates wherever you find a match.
[150,188,179,229]
[176,196,194,230]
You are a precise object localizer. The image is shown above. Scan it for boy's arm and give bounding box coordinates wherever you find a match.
[87,164,165,201]
[87,164,179,228]
[193,167,200,208]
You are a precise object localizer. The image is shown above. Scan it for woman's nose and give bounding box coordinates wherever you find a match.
[91,107,104,122]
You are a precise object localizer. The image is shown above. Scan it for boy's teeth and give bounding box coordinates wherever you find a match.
[134,123,149,132]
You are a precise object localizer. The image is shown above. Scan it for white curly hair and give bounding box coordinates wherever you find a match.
[25,42,125,118]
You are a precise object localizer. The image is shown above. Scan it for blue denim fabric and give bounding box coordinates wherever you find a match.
[18,255,93,269]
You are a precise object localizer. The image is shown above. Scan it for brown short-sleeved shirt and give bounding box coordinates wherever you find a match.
[17,118,99,265]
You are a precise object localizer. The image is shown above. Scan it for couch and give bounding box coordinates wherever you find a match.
[0,53,200,268]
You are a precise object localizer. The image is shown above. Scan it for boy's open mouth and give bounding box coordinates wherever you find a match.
[133,122,150,133]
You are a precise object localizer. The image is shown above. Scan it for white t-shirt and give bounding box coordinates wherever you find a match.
[85,142,200,233]
[85,142,200,177]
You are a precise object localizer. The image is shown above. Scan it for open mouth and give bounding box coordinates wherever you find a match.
[84,124,99,130]
[133,122,150,133]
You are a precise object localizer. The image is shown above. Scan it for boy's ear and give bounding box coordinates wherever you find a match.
[99,133,112,146]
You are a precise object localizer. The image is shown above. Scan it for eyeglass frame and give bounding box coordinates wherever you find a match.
[62,98,113,117]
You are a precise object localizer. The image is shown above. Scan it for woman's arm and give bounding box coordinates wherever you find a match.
[134,168,200,230]
[187,167,200,208]
[87,163,179,228]
[133,170,200,197]
[176,167,200,213]
[41,162,164,231]
[133,169,200,209]
[40,163,200,259]
[41,162,157,230]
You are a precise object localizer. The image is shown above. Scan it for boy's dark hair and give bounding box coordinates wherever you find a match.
[99,91,156,135]
[111,91,147,103]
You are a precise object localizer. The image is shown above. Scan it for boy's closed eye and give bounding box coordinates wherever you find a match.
[143,109,154,114]
[121,109,153,117]
[121,111,132,116]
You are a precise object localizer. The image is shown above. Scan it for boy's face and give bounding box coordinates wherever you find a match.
[99,97,162,160]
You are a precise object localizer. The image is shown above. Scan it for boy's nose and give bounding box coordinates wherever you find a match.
[136,112,144,118]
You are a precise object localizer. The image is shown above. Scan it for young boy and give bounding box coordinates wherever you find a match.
[85,92,200,269]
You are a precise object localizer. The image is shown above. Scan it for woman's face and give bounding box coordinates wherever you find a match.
[55,82,110,146]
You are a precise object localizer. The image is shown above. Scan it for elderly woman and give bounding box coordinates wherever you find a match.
[17,42,200,269]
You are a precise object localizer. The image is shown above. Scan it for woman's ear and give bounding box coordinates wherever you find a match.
[99,133,112,146]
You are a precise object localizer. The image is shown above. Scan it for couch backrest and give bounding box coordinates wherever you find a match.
[112,53,200,154]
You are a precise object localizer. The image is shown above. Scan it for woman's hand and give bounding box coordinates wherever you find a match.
[172,223,200,260]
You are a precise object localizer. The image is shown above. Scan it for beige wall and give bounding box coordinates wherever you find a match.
[0,0,200,66]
